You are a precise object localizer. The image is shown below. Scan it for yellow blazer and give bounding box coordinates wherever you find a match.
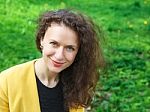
[0,60,84,112]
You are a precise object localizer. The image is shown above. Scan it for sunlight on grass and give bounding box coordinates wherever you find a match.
[0,0,150,111]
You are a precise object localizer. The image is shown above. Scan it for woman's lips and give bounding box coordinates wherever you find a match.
[51,59,65,67]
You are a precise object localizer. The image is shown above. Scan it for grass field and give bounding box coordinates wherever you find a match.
[0,0,150,111]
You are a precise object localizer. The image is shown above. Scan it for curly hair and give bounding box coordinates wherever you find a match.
[36,9,105,110]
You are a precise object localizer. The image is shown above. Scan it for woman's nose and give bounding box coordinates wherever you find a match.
[54,47,64,61]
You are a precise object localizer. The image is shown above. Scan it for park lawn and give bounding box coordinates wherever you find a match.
[0,0,150,111]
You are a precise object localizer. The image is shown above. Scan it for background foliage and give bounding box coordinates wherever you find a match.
[0,0,150,112]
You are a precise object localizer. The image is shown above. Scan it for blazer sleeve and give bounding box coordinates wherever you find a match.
[0,73,9,112]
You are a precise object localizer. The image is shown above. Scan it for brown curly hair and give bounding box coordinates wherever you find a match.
[36,9,105,110]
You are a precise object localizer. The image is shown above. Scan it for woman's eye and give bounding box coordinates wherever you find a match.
[49,42,58,47]
[66,46,75,52]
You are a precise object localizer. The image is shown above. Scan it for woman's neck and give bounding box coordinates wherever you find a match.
[34,58,59,88]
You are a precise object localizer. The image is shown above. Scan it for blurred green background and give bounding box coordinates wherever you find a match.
[0,0,150,111]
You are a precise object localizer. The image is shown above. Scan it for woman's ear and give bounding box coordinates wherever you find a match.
[40,38,44,49]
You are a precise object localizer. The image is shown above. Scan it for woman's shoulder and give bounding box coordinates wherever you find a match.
[0,59,37,80]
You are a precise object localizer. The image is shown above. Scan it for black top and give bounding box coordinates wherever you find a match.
[36,75,65,112]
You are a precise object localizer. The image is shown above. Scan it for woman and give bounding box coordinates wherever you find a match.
[0,9,105,112]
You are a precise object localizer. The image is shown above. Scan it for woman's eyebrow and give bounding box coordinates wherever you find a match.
[65,44,78,48]
[49,39,78,47]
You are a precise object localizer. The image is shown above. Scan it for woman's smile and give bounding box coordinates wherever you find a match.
[50,58,66,68]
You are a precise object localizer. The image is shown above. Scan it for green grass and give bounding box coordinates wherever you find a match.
[0,0,150,111]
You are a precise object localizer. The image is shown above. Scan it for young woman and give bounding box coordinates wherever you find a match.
[0,9,105,112]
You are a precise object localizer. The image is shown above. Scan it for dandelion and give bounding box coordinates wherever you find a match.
[144,20,148,25]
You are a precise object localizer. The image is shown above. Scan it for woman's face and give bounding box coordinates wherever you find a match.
[41,23,79,74]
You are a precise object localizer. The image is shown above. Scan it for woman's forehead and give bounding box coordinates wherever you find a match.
[43,24,79,46]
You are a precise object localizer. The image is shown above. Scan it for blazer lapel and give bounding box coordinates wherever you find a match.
[23,60,41,112]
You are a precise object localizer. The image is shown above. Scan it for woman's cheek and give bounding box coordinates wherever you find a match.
[66,53,77,62]
[43,47,55,56]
